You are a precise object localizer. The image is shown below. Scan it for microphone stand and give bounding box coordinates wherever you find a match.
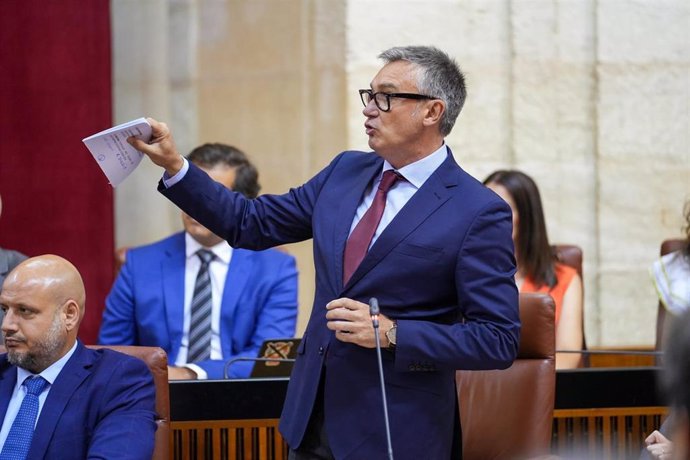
[369,297,394,460]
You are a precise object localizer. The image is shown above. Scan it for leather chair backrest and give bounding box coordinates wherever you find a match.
[661,239,686,257]
[456,293,556,460]
[553,244,583,280]
[114,246,129,276]
[88,345,170,460]
[552,244,587,367]
[655,238,687,352]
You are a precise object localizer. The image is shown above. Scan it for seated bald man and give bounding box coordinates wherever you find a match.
[0,255,156,460]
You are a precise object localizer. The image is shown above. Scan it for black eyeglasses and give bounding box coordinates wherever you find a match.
[359,89,437,112]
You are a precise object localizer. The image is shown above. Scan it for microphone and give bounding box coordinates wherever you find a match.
[369,297,394,460]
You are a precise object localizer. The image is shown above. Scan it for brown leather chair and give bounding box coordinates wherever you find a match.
[654,238,687,353]
[552,244,587,367]
[553,244,583,280]
[88,345,170,460]
[456,293,556,460]
[114,246,129,275]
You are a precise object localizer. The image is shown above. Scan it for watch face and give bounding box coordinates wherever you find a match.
[386,326,397,345]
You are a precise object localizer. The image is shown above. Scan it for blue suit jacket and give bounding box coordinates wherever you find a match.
[161,150,520,459]
[0,342,156,460]
[98,232,298,379]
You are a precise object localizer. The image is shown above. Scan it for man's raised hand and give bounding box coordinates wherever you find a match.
[128,117,185,176]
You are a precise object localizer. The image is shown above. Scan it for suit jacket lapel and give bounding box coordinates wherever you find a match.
[0,357,17,422]
[163,233,186,361]
[29,342,93,457]
[219,249,253,357]
[333,160,383,290]
[344,154,460,288]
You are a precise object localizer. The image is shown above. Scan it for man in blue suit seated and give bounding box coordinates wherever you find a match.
[0,254,156,460]
[98,143,299,380]
[132,46,520,459]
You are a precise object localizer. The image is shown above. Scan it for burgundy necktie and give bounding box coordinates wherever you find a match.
[343,170,402,284]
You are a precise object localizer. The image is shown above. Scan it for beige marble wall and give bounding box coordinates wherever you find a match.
[596,0,690,345]
[112,0,689,345]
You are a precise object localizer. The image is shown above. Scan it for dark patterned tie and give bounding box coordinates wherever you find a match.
[187,249,215,363]
[0,376,49,460]
[343,170,402,284]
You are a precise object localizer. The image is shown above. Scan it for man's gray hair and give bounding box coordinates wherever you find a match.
[379,46,466,136]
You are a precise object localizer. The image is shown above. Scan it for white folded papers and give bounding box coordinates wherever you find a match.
[82,117,151,187]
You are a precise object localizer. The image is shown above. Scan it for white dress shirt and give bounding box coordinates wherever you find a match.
[348,144,449,247]
[174,233,233,379]
[650,249,690,315]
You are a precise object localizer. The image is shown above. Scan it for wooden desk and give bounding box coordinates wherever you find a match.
[169,368,666,459]
[552,367,666,458]
[170,378,288,459]
[585,346,658,368]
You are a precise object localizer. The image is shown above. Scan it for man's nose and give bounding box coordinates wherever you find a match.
[362,99,378,117]
[1,311,17,332]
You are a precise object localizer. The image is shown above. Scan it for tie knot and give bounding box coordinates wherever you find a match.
[378,170,402,193]
[23,376,48,396]
[196,249,215,266]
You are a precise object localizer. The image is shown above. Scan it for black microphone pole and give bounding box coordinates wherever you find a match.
[369,297,394,460]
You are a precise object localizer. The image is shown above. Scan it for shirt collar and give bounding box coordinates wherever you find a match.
[184,232,232,265]
[16,339,78,387]
[381,144,448,189]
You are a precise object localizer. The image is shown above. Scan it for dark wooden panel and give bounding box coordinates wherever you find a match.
[555,367,663,409]
[168,368,667,458]
[170,378,289,421]
[170,368,665,418]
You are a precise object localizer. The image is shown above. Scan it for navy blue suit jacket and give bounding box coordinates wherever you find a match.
[98,232,298,379]
[0,341,156,459]
[161,149,520,459]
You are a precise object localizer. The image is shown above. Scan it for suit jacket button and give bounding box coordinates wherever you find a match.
[318,346,325,355]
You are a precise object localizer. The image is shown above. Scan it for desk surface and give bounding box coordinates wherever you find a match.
[169,367,664,421]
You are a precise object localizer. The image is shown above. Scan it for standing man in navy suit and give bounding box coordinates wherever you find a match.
[99,143,298,380]
[0,255,156,459]
[132,46,520,459]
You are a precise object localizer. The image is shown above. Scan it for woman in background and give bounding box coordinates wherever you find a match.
[484,170,584,369]
[650,200,690,341]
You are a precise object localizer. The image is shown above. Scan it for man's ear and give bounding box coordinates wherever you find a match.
[422,99,445,128]
[62,300,80,331]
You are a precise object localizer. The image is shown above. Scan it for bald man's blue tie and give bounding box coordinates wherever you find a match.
[0,376,48,460]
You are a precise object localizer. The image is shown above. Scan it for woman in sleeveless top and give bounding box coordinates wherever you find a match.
[484,170,584,369]
[650,201,690,318]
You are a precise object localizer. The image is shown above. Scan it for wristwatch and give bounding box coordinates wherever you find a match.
[385,322,397,349]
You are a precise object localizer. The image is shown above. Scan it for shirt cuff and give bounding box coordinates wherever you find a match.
[162,157,189,188]
[184,363,207,380]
